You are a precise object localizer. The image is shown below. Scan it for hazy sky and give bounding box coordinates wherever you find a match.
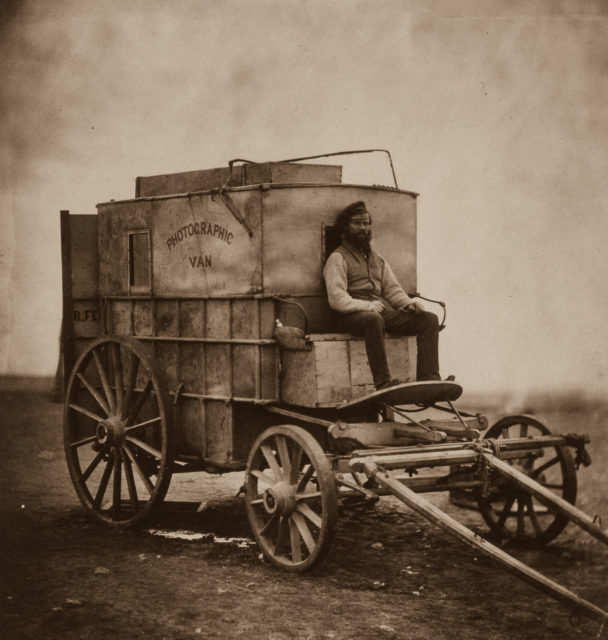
[2,0,607,399]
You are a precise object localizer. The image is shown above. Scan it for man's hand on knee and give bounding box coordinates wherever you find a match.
[402,300,425,314]
[369,300,385,314]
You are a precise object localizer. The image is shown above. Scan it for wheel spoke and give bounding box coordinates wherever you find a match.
[126,435,162,460]
[68,403,104,424]
[82,445,109,481]
[275,435,291,480]
[297,502,322,529]
[111,343,125,416]
[69,434,98,448]
[112,448,122,518]
[290,444,303,485]
[496,494,516,528]
[93,455,115,509]
[76,373,110,416]
[525,495,543,536]
[274,516,289,555]
[122,443,154,494]
[295,491,322,501]
[291,511,316,554]
[251,469,275,488]
[260,444,282,481]
[122,351,139,419]
[296,464,315,492]
[516,497,526,537]
[289,518,303,563]
[259,513,278,537]
[530,455,559,479]
[122,450,139,511]
[519,423,528,438]
[125,416,162,432]
[127,379,152,423]
[93,349,116,414]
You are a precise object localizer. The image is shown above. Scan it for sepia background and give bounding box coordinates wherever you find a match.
[2,0,607,400]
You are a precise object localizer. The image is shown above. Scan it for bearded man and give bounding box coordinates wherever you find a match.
[323,200,444,391]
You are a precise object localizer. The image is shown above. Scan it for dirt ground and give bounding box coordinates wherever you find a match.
[1,377,607,640]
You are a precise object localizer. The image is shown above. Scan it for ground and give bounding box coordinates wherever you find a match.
[1,378,607,640]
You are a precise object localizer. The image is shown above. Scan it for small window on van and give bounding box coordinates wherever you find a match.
[322,224,341,261]
[128,230,151,294]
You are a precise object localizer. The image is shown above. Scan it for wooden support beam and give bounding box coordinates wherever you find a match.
[482,453,608,546]
[351,458,608,624]
[393,424,447,442]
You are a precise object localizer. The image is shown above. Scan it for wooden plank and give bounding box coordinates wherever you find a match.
[260,345,279,400]
[60,211,75,387]
[178,397,204,457]
[156,300,178,337]
[136,166,245,196]
[232,299,257,339]
[180,343,204,394]
[69,214,99,299]
[329,422,444,447]
[111,301,132,336]
[348,340,372,386]
[315,341,352,404]
[205,400,233,463]
[232,345,257,397]
[180,300,204,337]
[204,343,231,396]
[133,300,154,336]
[279,350,317,406]
[386,337,416,382]
[259,298,276,339]
[156,342,178,390]
[206,300,231,339]
[354,459,608,624]
[393,424,447,442]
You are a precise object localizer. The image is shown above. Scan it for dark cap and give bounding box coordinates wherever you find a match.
[336,201,370,231]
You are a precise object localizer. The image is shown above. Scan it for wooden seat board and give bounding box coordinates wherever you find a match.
[338,380,463,412]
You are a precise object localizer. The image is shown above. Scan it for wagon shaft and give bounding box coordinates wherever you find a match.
[349,451,608,624]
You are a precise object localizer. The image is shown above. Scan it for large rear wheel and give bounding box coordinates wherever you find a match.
[64,336,174,527]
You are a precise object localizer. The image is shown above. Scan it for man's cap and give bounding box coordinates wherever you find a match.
[341,201,368,217]
[336,201,370,230]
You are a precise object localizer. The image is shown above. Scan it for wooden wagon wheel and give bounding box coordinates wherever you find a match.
[477,414,577,546]
[64,336,174,527]
[245,425,338,571]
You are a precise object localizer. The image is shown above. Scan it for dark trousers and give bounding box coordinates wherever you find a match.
[333,308,440,387]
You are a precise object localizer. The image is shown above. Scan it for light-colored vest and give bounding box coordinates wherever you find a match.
[334,243,387,304]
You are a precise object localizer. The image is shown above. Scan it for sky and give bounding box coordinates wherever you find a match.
[1,0,607,400]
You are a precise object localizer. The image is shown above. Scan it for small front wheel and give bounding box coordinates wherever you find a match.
[245,425,338,571]
[477,414,577,546]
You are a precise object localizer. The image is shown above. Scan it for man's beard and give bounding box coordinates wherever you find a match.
[345,228,372,250]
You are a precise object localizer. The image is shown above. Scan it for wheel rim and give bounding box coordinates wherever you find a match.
[64,337,173,526]
[245,425,338,571]
[477,415,577,545]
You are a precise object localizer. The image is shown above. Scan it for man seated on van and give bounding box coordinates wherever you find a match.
[323,200,444,391]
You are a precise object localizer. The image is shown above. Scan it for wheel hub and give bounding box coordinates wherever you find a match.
[262,481,296,516]
[96,416,126,446]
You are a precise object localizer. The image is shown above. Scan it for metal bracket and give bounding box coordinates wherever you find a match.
[212,189,254,237]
